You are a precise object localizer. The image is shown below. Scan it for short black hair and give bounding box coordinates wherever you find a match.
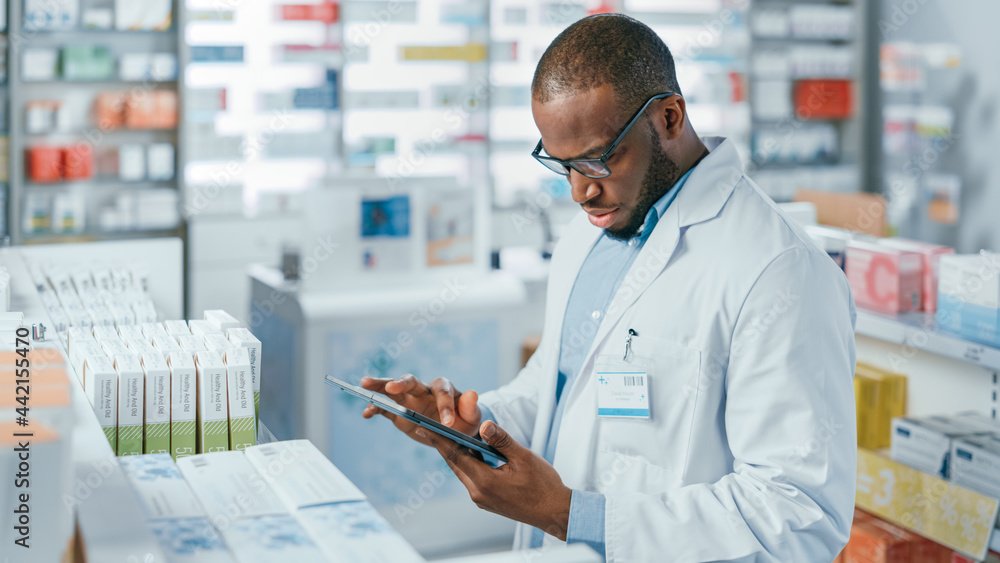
[532,13,681,114]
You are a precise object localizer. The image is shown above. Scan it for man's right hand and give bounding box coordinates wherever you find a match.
[360,375,482,446]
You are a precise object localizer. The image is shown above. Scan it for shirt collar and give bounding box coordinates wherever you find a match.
[633,166,696,240]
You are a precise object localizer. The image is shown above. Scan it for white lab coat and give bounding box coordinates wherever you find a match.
[479,137,857,562]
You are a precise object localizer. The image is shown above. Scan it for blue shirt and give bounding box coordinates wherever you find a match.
[485,167,693,557]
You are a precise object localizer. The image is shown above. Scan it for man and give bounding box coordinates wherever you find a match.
[362,13,857,562]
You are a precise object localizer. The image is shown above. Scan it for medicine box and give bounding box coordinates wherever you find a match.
[168,352,197,461]
[84,354,118,450]
[846,239,923,315]
[204,309,241,332]
[890,416,990,478]
[115,352,145,456]
[189,319,222,336]
[163,319,190,336]
[141,352,171,454]
[877,238,954,313]
[118,325,147,345]
[195,351,229,454]
[936,254,1000,348]
[855,363,907,449]
[950,434,1000,498]
[227,328,261,423]
[224,348,255,451]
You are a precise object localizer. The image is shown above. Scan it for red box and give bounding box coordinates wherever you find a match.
[281,1,338,24]
[62,143,94,181]
[27,146,64,183]
[846,240,923,315]
[795,79,854,120]
[877,238,955,313]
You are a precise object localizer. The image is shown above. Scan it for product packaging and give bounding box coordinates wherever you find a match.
[204,309,241,332]
[937,254,1000,348]
[846,239,923,315]
[227,327,261,424]
[141,351,171,454]
[116,352,145,455]
[195,351,229,453]
[890,415,992,479]
[84,354,118,449]
[878,238,954,313]
[168,351,197,461]
[224,348,255,451]
[855,363,907,449]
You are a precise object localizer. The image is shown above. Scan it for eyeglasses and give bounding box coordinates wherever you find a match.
[532,92,679,179]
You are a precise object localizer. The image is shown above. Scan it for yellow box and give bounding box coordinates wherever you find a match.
[854,374,881,449]
[856,362,908,449]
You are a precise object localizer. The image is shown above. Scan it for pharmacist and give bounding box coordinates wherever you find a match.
[362,13,857,562]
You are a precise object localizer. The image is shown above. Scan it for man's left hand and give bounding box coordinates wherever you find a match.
[420,421,573,541]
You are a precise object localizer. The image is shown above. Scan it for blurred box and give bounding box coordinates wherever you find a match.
[795,79,853,119]
[937,254,1000,348]
[115,0,172,30]
[22,48,60,81]
[27,146,63,183]
[846,239,923,315]
[60,45,114,81]
[94,91,127,129]
[890,415,991,479]
[878,239,954,313]
[62,143,94,181]
[856,363,907,449]
[280,2,338,24]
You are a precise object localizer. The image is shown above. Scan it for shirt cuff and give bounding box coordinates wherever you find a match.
[567,490,606,558]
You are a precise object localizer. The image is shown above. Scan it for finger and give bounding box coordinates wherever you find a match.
[457,390,481,425]
[430,378,458,426]
[359,376,392,393]
[424,429,488,479]
[384,374,431,400]
[480,421,522,460]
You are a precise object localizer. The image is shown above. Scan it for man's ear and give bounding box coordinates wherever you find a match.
[660,95,687,140]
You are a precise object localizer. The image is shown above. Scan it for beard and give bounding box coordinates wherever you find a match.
[604,127,682,241]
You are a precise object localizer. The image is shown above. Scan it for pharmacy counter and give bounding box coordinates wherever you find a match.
[250,264,530,557]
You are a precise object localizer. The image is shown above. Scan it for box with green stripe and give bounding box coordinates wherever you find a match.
[167,352,197,460]
[224,348,256,451]
[226,328,261,426]
[195,351,229,453]
[140,351,172,454]
[115,352,145,456]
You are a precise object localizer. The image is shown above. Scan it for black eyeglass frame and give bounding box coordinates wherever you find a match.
[531,92,680,179]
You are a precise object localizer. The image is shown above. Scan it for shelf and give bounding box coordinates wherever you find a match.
[856,309,1000,372]
[25,180,177,189]
[21,227,183,244]
[21,79,178,86]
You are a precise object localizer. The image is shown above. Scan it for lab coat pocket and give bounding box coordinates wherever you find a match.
[592,340,702,493]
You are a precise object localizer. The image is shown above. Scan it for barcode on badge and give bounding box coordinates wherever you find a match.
[624,376,644,387]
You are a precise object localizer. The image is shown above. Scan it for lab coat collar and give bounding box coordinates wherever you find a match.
[552,136,744,432]
[675,136,743,228]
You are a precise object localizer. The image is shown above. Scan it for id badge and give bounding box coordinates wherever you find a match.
[595,366,650,419]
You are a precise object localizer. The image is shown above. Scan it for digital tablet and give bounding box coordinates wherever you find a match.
[325,375,508,465]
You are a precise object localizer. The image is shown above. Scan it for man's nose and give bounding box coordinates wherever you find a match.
[570,171,601,205]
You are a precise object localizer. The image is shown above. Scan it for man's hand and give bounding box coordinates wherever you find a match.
[421,420,573,541]
[360,375,482,446]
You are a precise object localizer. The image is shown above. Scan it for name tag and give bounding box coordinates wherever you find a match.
[596,370,650,419]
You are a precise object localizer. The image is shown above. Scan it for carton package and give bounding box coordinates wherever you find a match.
[224,348,256,451]
[100,336,132,360]
[227,327,261,423]
[177,334,207,357]
[950,435,1000,499]
[119,454,235,563]
[855,374,881,450]
[153,333,184,357]
[84,354,118,450]
[846,239,923,315]
[203,333,232,355]
[115,0,173,30]
[117,323,146,343]
[878,238,954,313]
[141,322,170,342]
[856,362,907,449]
[177,451,327,563]
[243,441,424,562]
[188,319,222,336]
[195,351,229,453]
[204,309,241,332]
[162,319,190,336]
[141,351,171,454]
[890,415,991,478]
[937,254,1000,348]
[843,509,950,563]
[116,352,145,455]
[167,352,197,461]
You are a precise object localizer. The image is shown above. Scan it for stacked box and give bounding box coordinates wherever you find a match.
[227,328,261,424]
[846,239,923,315]
[937,254,1000,348]
[890,415,991,479]
[84,354,118,449]
[223,348,256,451]
[168,352,197,461]
[141,351,171,455]
[855,374,881,449]
[189,319,222,336]
[843,509,950,563]
[204,309,241,332]
[878,238,954,313]
[195,351,229,453]
[163,319,191,336]
[115,352,145,456]
[856,362,907,449]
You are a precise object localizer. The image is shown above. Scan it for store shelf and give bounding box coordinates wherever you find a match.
[21,79,178,86]
[25,180,178,189]
[21,227,183,244]
[856,309,1000,372]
